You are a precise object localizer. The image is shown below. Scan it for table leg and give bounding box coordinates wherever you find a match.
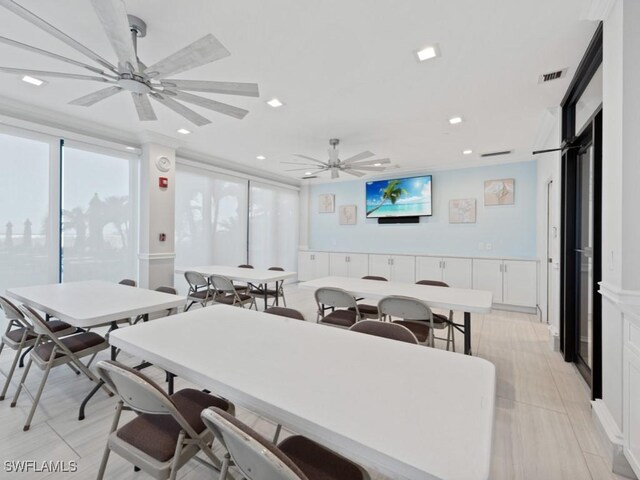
[109,321,119,361]
[275,281,280,306]
[464,312,472,355]
[264,287,268,310]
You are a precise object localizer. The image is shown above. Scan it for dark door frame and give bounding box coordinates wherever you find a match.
[560,23,603,399]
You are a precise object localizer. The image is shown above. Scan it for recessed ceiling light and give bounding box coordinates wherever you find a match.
[416,44,440,62]
[22,75,44,86]
[374,163,382,166]
[177,128,191,135]
[463,149,473,155]
[449,116,463,125]
[304,172,312,176]
[267,98,284,108]
[256,155,266,160]
[125,146,136,151]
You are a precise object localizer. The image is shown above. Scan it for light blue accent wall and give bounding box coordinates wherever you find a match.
[309,161,537,258]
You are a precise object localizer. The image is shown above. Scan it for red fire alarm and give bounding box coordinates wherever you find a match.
[159,177,168,188]
[159,233,166,242]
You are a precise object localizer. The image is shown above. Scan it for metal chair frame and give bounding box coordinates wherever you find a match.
[377,295,436,347]
[415,280,456,351]
[209,275,257,309]
[314,287,361,327]
[184,271,214,311]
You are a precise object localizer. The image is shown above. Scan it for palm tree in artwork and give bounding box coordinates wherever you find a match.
[366,180,408,216]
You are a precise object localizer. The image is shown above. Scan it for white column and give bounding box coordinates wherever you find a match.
[138,133,182,289]
[299,183,310,250]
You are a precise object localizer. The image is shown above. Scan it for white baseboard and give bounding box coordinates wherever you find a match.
[549,326,560,352]
[492,304,538,315]
[592,399,637,479]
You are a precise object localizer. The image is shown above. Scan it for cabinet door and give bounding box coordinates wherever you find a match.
[368,255,391,280]
[314,252,330,279]
[473,259,503,303]
[415,256,443,283]
[503,260,537,307]
[390,255,415,283]
[329,253,349,277]
[442,258,473,289]
[347,253,369,279]
[297,252,314,281]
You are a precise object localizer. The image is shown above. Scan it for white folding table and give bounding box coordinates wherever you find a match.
[6,280,186,419]
[110,305,496,480]
[175,265,296,309]
[298,276,493,355]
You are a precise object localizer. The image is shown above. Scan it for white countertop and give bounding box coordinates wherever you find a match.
[110,305,496,480]
[299,248,538,262]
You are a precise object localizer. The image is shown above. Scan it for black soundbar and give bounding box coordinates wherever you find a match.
[377,216,420,224]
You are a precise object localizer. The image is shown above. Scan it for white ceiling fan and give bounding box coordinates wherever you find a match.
[0,0,259,126]
[282,139,391,179]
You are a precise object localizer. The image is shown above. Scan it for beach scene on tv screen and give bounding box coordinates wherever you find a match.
[365,176,432,218]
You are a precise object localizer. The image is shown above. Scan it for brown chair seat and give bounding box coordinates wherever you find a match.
[279,435,368,480]
[189,290,210,299]
[348,304,378,316]
[33,332,105,360]
[216,293,252,305]
[264,306,304,320]
[5,327,37,343]
[116,389,232,462]
[392,320,431,342]
[321,309,358,327]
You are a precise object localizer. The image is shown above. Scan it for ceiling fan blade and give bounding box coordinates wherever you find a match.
[169,90,248,120]
[69,86,123,106]
[0,0,117,74]
[161,79,259,97]
[348,166,386,172]
[348,158,391,166]
[131,92,157,121]
[342,169,365,178]
[279,161,321,166]
[150,92,211,126]
[0,36,114,77]
[0,66,112,82]
[293,154,328,166]
[145,34,230,79]
[90,0,138,73]
[284,167,320,172]
[342,151,375,165]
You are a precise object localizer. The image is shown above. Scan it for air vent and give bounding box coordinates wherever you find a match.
[480,150,512,158]
[538,68,567,83]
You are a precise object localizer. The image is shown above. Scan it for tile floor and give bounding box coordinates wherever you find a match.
[0,285,628,479]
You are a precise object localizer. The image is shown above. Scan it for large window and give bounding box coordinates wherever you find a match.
[249,181,299,275]
[61,144,137,282]
[0,131,55,293]
[175,163,249,269]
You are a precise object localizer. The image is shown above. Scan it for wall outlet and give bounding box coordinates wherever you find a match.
[486,243,493,250]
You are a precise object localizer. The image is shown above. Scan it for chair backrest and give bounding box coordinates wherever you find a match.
[237,264,254,269]
[155,286,178,295]
[185,271,209,290]
[96,360,200,438]
[362,275,388,281]
[209,274,235,294]
[119,279,136,287]
[378,295,433,321]
[264,307,304,321]
[268,267,284,271]
[416,279,449,288]
[314,287,357,310]
[19,304,60,336]
[0,295,24,322]
[349,320,418,344]
[201,408,308,480]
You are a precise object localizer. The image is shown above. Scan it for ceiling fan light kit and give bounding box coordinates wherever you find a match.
[283,138,390,179]
[0,0,260,126]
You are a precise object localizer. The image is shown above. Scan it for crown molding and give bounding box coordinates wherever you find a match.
[137,131,186,150]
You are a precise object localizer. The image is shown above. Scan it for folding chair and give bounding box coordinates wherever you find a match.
[209,275,256,309]
[184,271,214,311]
[315,287,361,328]
[96,360,235,480]
[349,319,419,344]
[378,295,436,347]
[11,305,110,431]
[416,279,456,351]
[201,407,370,480]
[0,296,75,401]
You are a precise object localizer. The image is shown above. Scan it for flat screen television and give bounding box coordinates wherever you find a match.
[365,175,432,218]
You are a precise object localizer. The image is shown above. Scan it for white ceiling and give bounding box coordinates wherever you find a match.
[0,0,597,182]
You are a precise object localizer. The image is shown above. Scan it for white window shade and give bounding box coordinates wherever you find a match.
[175,163,249,270]
[249,181,299,277]
[0,132,54,293]
[61,145,137,283]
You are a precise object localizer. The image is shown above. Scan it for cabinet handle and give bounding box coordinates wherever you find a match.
[391,258,394,266]
[504,263,508,273]
[442,260,446,269]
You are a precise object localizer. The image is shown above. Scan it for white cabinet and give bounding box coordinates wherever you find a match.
[368,254,415,283]
[415,256,473,289]
[473,258,537,308]
[329,253,368,279]
[297,251,329,281]
[624,317,640,477]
